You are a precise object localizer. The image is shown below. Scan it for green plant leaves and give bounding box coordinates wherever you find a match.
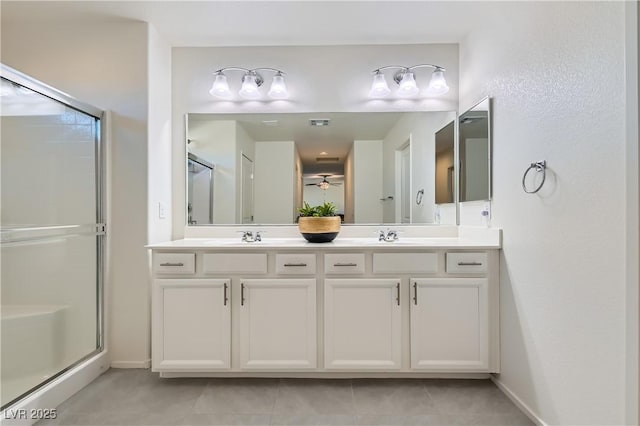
[298,201,337,217]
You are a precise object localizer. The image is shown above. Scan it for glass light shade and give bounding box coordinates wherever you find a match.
[426,68,450,96]
[239,74,261,100]
[369,73,391,98]
[319,181,330,190]
[268,74,289,99]
[209,73,232,99]
[397,72,419,97]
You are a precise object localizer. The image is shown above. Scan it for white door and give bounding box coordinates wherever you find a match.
[325,279,402,369]
[239,279,316,369]
[410,278,489,370]
[153,279,230,371]
[241,154,254,223]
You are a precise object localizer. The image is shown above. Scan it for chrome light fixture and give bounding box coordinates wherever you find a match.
[209,67,289,100]
[369,64,449,98]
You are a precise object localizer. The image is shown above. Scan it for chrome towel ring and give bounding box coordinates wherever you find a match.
[522,161,547,194]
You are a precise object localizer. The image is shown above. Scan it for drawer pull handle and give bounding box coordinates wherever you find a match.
[396,282,400,306]
[284,263,307,267]
[159,262,184,267]
[413,282,418,305]
[223,282,228,306]
[334,262,358,267]
[241,283,245,306]
[457,262,482,266]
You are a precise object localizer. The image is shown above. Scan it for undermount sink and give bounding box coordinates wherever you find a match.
[199,237,440,247]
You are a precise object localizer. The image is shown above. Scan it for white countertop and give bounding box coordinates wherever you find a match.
[147,236,501,250]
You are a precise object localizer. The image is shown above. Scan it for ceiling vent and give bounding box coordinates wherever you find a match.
[316,157,340,163]
[309,119,330,127]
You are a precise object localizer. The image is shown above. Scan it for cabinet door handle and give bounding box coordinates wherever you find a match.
[396,282,400,306]
[223,282,228,306]
[159,262,184,267]
[458,261,482,266]
[284,263,307,267]
[334,262,357,267]
[413,282,418,305]
[241,283,245,306]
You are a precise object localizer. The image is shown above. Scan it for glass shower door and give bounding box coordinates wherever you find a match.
[0,69,104,410]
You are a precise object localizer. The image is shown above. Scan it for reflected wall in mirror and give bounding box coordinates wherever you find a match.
[186,111,456,225]
[435,121,455,204]
[459,97,491,202]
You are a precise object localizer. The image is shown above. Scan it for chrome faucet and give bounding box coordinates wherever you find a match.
[379,229,399,242]
[241,231,262,242]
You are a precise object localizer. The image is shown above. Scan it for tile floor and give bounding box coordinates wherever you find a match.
[37,369,533,426]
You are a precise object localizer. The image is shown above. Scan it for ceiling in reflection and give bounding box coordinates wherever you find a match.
[189,112,405,175]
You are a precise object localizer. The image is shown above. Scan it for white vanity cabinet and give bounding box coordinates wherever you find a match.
[149,241,500,377]
[410,278,489,370]
[152,278,230,371]
[239,279,317,369]
[324,278,401,369]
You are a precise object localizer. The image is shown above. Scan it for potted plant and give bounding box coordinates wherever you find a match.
[297,201,341,243]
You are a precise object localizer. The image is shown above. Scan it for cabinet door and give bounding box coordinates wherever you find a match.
[410,278,488,370]
[239,279,316,369]
[153,279,230,371]
[325,279,401,369]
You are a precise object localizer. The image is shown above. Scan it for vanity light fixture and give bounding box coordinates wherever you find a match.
[369,64,449,98]
[209,67,289,100]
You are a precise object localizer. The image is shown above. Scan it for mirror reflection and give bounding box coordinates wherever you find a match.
[187,153,214,225]
[435,121,455,204]
[459,98,491,202]
[186,111,456,225]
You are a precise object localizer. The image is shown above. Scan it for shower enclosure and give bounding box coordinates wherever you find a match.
[0,65,105,411]
[187,152,214,225]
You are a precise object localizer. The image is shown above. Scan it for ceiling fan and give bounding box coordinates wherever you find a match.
[305,174,343,190]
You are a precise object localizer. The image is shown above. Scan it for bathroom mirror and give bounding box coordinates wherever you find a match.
[185,111,456,225]
[435,120,455,204]
[459,97,491,202]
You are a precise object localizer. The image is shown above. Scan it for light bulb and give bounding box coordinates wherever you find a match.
[268,73,289,99]
[426,68,449,96]
[397,72,419,97]
[369,72,390,98]
[239,73,261,100]
[209,72,232,99]
[319,181,330,190]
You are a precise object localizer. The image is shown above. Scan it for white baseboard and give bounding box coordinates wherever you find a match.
[491,375,547,426]
[110,359,150,369]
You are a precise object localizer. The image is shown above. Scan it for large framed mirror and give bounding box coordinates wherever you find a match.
[458,97,491,202]
[185,111,457,226]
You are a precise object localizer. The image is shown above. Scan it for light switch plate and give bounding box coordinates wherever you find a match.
[158,202,166,219]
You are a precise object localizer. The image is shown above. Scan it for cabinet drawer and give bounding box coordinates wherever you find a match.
[324,253,365,275]
[373,253,438,274]
[275,254,316,275]
[153,253,195,275]
[446,252,488,274]
[203,253,267,274]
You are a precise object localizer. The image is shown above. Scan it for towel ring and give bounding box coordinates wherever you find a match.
[522,161,546,194]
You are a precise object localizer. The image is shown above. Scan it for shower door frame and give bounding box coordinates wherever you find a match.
[0,64,106,412]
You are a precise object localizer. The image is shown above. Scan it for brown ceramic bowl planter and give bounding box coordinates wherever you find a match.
[298,216,341,243]
[297,202,341,243]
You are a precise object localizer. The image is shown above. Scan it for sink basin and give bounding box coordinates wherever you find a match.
[203,238,305,246]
